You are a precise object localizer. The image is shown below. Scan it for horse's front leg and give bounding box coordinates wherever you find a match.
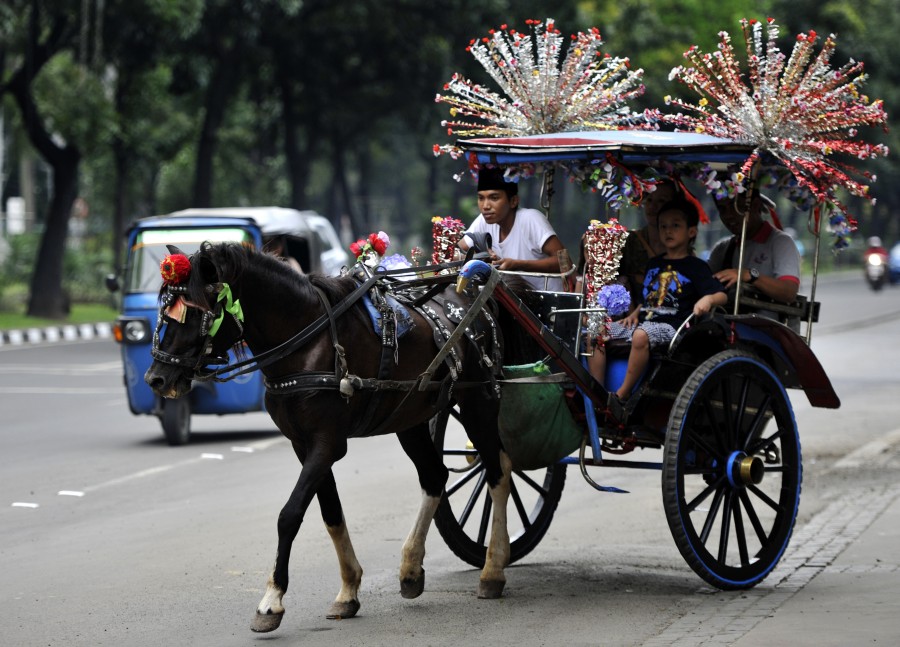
[251,447,337,633]
[396,424,449,598]
[316,469,363,619]
[477,449,512,599]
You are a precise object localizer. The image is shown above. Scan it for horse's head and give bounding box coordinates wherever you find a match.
[144,243,247,399]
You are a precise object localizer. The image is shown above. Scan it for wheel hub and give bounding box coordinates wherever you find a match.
[726,451,764,487]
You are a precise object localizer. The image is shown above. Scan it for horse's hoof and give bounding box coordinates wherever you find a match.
[326,599,360,620]
[400,570,425,599]
[477,579,505,599]
[251,610,284,633]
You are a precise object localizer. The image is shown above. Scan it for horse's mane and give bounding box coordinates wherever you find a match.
[184,241,357,306]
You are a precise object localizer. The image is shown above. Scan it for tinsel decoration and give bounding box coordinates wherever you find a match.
[664,17,889,245]
[434,18,658,158]
[160,253,191,285]
[582,218,629,304]
[431,216,466,264]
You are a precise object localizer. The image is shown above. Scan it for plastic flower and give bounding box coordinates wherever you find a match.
[597,283,631,317]
[350,231,391,263]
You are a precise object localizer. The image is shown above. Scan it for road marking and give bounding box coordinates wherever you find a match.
[0,387,125,395]
[10,435,288,508]
[82,462,184,493]
[0,362,121,375]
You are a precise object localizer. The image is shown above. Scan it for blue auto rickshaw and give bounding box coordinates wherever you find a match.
[107,207,339,444]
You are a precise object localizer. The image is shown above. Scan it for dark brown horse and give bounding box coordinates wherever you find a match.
[144,242,514,634]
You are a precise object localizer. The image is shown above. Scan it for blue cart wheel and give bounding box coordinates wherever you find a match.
[663,349,801,590]
[430,406,566,568]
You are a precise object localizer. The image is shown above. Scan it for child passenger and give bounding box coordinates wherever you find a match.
[588,198,727,402]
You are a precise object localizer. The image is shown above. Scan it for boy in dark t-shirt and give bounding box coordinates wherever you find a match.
[589,198,726,402]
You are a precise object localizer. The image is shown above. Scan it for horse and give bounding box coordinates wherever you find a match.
[143,242,516,634]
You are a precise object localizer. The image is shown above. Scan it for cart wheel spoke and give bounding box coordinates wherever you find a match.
[477,490,492,546]
[717,493,734,564]
[740,489,769,545]
[699,486,726,544]
[456,471,488,527]
[686,474,725,514]
[509,480,532,531]
[746,483,781,514]
[732,497,750,566]
[513,469,552,498]
[741,394,773,451]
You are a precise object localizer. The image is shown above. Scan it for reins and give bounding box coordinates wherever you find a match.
[190,261,465,383]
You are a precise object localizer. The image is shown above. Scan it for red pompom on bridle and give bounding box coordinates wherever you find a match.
[160,253,192,285]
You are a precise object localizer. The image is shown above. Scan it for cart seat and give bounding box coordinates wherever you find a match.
[728,289,819,332]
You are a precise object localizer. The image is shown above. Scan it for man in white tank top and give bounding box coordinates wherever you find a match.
[459,168,568,291]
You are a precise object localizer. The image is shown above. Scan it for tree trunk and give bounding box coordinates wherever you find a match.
[192,51,238,207]
[4,13,82,319]
[27,150,80,318]
[276,56,318,211]
[111,138,128,271]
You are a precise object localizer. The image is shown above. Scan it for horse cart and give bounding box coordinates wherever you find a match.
[427,130,838,591]
[140,14,887,632]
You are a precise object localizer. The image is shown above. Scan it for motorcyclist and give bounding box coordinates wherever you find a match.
[863,236,890,291]
[864,236,889,260]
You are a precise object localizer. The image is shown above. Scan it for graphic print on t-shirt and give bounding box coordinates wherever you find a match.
[643,264,689,319]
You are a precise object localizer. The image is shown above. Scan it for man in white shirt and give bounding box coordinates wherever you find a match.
[459,167,568,291]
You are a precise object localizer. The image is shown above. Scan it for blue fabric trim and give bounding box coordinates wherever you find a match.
[361,292,413,338]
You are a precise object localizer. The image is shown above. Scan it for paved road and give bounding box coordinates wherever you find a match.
[1,273,899,646]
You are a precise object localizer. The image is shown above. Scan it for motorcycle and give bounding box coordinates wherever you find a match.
[864,248,889,291]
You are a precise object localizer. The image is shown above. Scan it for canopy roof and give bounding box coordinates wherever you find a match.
[457,130,756,166]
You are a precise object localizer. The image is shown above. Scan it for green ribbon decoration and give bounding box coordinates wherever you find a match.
[208,283,243,338]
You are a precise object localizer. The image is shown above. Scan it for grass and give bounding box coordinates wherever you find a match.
[0,302,117,332]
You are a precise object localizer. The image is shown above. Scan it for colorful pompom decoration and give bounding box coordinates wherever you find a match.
[664,17,889,245]
[160,253,191,285]
[350,231,391,267]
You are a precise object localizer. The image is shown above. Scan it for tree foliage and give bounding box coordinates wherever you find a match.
[1,0,897,317]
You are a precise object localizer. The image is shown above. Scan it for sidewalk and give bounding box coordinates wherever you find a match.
[644,432,900,647]
[734,482,900,646]
[0,321,113,347]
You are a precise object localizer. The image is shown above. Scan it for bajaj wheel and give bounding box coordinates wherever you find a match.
[161,398,191,446]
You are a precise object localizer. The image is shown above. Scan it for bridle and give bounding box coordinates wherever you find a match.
[149,258,478,393]
[150,282,245,371]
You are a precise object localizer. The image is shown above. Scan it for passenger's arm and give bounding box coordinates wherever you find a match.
[494,235,566,272]
[713,268,799,303]
[694,291,728,316]
[751,272,799,303]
